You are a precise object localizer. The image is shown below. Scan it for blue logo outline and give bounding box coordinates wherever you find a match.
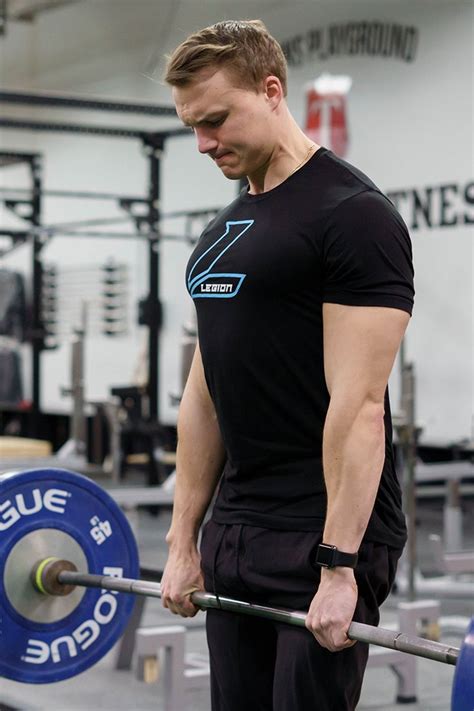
[187,219,254,299]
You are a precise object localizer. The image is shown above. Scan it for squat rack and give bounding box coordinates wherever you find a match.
[0,89,215,433]
[0,150,43,432]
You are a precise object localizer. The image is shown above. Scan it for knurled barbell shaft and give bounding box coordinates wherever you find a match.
[57,570,459,667]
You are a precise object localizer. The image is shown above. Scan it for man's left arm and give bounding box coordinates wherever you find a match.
[305,302,410,651]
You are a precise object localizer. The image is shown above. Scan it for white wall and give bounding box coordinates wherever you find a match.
[269,0,474,441]
[0,0,472,442]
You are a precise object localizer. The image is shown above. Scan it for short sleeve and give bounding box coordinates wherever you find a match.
[322,190,415,315]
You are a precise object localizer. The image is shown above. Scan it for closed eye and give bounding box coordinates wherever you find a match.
[205,116,226,128]
[183,115,227,131]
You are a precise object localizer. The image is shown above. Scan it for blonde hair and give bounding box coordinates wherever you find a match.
[164,20,288,96]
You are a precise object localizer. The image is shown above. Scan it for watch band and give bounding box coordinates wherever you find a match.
[315,543,358,569]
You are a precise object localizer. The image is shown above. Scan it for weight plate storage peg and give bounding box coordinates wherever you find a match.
[0,468,139,683]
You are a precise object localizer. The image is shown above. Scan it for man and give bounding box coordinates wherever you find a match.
[161,19,414,711]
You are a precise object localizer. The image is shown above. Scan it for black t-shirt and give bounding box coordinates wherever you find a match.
[186,147,414,548]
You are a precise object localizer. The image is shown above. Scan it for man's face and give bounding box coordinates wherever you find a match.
[173,68,275,180]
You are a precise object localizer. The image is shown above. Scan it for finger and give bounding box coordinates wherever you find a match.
[163,596,184,615]
[178,601,199,617]
[166,596,199,617]
[329,635,358,652]
[312,638,343,653]
[342,639,357,649]
[305,620,356,652]
[323,633,357,651]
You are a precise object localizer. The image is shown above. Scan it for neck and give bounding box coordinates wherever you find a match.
[247,116,319,195]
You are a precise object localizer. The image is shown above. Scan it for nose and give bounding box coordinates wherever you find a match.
[195,128,218,155]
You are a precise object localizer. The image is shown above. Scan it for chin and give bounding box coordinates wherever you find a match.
[219,165,247,181]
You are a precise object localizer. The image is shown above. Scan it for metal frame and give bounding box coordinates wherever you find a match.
[0,186,150,202]
[6,1,81,23]
[0,135,163,423]
[0,90,195,426]
[0,151,43,433]
[144,134,162,420]
[0,0,6,36]
[0,117,189,140]
[0,89,178,116]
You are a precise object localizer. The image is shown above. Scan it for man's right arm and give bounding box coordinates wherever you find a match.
[161,340,226,617]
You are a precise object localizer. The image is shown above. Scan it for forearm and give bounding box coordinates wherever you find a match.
[166,388,226,551]
[309,304,409,649]
[322,399,386,553]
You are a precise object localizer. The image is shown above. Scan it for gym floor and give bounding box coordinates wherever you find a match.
[1,490,473,711]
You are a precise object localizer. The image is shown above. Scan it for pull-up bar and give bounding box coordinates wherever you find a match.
[0,117,189,140]
[0,89,177,116]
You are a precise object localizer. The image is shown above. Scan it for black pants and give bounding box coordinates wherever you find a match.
[200,521,402,711]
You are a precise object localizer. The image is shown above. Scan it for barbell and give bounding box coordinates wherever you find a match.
[0,468,472,710]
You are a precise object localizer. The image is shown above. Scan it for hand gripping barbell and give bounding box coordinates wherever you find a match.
[1,468,472,710]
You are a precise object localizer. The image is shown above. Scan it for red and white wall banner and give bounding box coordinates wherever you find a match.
[304,74,352,157]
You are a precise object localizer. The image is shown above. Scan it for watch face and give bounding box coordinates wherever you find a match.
[316,544,336,567]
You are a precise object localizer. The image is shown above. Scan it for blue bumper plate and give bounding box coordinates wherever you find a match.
[0,468,139,683]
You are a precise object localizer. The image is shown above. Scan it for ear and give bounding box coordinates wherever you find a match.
[263,75,284,109]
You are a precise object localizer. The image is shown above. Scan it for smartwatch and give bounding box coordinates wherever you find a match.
[315,543,358,569]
